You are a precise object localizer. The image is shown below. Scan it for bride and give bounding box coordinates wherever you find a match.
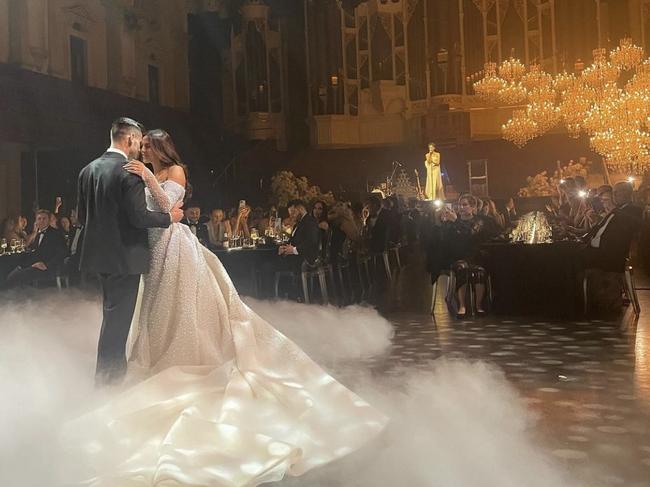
[65,129,388,486]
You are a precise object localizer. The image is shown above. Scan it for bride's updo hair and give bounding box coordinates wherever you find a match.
[145,129,189,188]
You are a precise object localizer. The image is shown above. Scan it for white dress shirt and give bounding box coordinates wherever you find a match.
[106,147,128,159]
[590,204,627,249]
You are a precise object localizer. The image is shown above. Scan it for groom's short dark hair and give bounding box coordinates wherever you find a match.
[111,117,145,142]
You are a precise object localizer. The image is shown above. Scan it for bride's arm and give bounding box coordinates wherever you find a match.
[124,162,186,213]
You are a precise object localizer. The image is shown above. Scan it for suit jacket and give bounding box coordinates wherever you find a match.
[290,214,321,265]
[23,226,68,270]
[368,209,390,254]
[584,204,642,272]
[77,151,171,275]
[180,218,210,245]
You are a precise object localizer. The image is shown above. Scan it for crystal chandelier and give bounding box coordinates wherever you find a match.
[473,38,650,172]
[610,38,644,71]
[497,82,527,105]
[502,110,539,147]
[473,62,506,102]
[498,58,526,83]
[528,101,560,132]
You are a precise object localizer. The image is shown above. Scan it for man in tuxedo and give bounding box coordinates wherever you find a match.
[261,199,320,298]
[581,181,642,273]
[6,209,68,287]
[181,202,209,246]
[278,199,321,266]
[77,117,184,386]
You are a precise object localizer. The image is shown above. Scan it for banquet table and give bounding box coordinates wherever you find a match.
[480,241,583,317]
[0,252,26,285]
[212,246,278,297]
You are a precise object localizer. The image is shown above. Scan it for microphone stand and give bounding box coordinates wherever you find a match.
[387,161,400,196]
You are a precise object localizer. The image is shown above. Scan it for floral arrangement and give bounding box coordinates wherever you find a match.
[270,171,335,207]
[518,159,592,197]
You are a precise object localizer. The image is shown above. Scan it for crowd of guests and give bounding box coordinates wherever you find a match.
[1,177,646,318]
[427,178,646,317]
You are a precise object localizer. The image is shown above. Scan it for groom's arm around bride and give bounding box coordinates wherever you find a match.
[77,117,183,385]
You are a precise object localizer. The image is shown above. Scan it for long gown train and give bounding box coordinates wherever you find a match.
[63,179,388,486]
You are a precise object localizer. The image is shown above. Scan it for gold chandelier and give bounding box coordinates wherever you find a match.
[473,39,650,173]
[502,110,539,148]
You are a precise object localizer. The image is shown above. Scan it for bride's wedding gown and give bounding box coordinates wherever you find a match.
[64,179,387,486]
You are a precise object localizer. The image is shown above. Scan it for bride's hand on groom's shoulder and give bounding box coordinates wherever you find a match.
[124,160,152,180]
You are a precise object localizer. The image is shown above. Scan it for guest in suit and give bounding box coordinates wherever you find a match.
[581,181,642,273]
[278,199,321,266]
[6,209,68,287]
[206,209,231,248]
[362,196,389,254]
[77,117,183,385]
[260,200,320,299]
[181,202,209,246]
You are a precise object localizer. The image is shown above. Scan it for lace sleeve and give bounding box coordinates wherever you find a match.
[142,170,173,212]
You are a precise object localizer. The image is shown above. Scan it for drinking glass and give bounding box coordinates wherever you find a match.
[0,238,6,255]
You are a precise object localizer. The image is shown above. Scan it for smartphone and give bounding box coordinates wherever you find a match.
[239,199,246,209]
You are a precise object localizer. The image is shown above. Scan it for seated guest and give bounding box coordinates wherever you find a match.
[504,197,518,227]
[258,206,277,235]
[181,202,209,245]
[312,200,329,257]
[362,196,389,254]
[581,181,642,273]
[233,205,252,239]
[250,207,264,231]
[2,216,27,242]
[262,200,320,298]
[404,198,422,245]
[597,185,615,216]
[206,209,231,248]
[327,202,361,262]
[439,194,499,318]
[278,199,320,265]
[59,216,72,247]
[6,209,68,287]
[480,198,506,229]
[380,196,401,246]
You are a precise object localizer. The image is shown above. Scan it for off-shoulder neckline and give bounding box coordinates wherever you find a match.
[160,179,185,191]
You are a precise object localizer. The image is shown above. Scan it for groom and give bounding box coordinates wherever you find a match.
[77,117,184,386]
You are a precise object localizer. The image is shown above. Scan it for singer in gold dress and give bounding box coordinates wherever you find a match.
[424,142,445,201]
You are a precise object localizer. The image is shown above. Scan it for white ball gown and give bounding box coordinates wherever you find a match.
[63,178,388,486]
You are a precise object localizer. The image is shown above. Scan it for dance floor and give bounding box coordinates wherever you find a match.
[1,257,649,486]
[377,312,650,486]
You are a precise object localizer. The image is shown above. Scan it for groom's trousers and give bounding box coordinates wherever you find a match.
[96,273,140,386]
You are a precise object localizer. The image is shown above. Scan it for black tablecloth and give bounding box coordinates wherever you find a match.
[480,241,583,317]
[212,247,278,296]
[0,253,25,284]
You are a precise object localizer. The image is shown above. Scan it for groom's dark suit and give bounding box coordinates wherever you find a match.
[77,150,171,384]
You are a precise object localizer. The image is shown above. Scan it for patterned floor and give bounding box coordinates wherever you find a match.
[344,249,650,487]
[376,308,650,486]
